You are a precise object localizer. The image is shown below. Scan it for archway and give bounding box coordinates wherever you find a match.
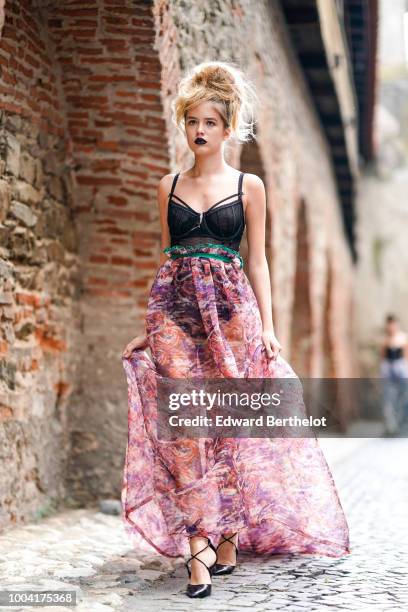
[239,134,271,262]
[322,259,336,378]
[290,199,313,376]
[239,137,278,330]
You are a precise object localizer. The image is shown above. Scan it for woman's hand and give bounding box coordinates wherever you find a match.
[261,330,282,360]
[122,334,149,358]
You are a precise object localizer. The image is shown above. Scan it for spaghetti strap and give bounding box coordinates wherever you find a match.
[168,173,180,201]
[238,172,244,196]
[205,192,240,212]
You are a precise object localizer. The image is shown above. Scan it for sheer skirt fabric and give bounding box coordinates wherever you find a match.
[122,245,350,559]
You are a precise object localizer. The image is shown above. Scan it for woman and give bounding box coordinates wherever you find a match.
[122,61,350,599]
[380,314,408,435]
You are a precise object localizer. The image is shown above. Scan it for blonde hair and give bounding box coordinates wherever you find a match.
[172,61,259,143]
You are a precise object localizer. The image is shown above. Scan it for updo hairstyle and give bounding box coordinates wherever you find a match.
[172,60,259,143]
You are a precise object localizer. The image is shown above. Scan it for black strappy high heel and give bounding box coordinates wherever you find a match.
[211,532,239,576]
[185,538,217,598]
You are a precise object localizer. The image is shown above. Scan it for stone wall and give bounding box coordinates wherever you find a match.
[0,1,80,525]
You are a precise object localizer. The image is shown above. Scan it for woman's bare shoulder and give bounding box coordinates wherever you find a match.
[398,331,408,344]
[158,172,177,196]
[242,172,265,188]
[242,173,266,210]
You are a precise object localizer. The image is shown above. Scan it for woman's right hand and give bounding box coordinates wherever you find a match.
[122,334,149,358]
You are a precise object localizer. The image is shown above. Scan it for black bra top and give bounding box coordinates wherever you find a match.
[385,346,404,360]
[167,172,246,251]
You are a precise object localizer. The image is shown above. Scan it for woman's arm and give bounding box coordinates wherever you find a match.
[400,333,408,360]
[244,174,281,359]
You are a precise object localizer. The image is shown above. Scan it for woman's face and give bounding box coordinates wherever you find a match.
[386,320,398,334]
[184,101,231,154]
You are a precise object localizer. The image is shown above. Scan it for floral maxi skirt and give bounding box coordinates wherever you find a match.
[121,244,350,559]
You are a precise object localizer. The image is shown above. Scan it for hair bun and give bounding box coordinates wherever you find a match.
[172,61,259,143]
[194,65,235,89]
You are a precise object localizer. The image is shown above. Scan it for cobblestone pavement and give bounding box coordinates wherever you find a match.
[1,437,407,611]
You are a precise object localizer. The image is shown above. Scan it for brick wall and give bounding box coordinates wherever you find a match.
[37,0,172,504]
[0,0,358,524]
[0,0,80,525]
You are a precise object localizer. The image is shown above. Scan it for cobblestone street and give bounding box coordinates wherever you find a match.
[1,437,407,611]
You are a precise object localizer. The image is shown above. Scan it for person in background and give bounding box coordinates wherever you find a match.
[380,314,408,435]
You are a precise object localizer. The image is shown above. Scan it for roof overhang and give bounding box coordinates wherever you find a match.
[281,0,377,261]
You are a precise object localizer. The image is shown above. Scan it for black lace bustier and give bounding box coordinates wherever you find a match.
[167,172,245,251]
[385,346,404,360]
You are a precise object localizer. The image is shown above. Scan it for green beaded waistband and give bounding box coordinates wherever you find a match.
[163,243,243,268]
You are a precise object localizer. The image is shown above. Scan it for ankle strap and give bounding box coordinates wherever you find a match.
[218,532,238,551]
[186,540,213,572]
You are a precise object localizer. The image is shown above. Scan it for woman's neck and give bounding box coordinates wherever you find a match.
[189,152,229,178]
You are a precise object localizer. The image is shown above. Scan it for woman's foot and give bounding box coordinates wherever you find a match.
[185,536,217,598]
[212,532,239,576]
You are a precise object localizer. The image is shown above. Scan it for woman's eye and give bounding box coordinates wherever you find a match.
[187,120,215,126]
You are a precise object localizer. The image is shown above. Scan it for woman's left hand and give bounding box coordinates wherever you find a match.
[261,330,282,360]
